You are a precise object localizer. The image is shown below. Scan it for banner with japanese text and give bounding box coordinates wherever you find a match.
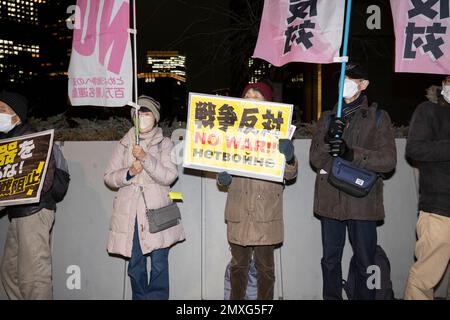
[68,0,132,106]
[183,93,293,182]
[253,0,346,66]
[391,0,450,74]
[0,130,54,206]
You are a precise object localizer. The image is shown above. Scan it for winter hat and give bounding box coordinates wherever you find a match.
[241,82,273,101]
[131,95,161,123]
[345,63,369,81]
[0,91,28,122]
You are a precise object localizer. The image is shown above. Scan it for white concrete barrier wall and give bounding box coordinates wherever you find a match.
[0,140,448,300]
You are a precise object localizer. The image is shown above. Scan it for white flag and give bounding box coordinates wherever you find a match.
[68,0,132,107]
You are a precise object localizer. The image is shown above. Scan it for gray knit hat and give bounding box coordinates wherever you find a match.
[131,95,161,123]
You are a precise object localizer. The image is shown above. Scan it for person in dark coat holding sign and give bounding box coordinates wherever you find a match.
[309,64,397,300]
[0,91,56,300]
[404,75,450,300]
[217,82,298,300]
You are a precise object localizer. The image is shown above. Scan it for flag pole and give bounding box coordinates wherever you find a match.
[336,0,353,119]
[132,0,140,145]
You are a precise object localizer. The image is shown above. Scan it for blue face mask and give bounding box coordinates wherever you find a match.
[0,113,17,133]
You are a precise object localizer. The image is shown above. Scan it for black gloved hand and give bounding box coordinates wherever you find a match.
[279,139,295,163]
[328,138,354,161]
[217,171,232,186]
[325,116,346,143]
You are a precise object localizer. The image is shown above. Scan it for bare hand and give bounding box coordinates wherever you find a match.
[129,160,143,176]
[132,145,147,161]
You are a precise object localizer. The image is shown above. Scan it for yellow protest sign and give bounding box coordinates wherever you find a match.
[183,93,293,182]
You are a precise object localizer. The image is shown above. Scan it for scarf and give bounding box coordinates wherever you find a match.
[342,93,366,121]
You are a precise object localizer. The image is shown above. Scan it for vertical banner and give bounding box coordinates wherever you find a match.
[68,0,132,106]
[253,0,346,66]
[391,0,450,74]
[183,93,293,182]
[0,130,54,206]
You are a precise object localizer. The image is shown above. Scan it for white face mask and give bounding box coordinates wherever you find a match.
[139,115,154,132]
[0,113,17,133]
[343,79,359,99]
[441,85,450,104]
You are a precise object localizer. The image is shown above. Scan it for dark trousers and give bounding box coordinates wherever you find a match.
[320,217,377,300]
[128,220,170,300]
[229,243,275,300]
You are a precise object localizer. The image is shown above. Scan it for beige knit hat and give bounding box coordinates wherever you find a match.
[131,95,161,123]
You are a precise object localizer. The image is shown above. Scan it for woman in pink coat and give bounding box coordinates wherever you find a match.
[104,95,185,300]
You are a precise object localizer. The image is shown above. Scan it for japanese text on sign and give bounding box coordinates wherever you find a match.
[405,0,449,60]
[184,93,293,182]
[0,130,54,206]
[284,0,318,54]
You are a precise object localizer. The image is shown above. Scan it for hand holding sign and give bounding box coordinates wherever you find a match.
[129,160,143,176]
[325,117,346,142]
[217,171,232,187]
[183,93,294,182]
[132,145,147,161]
[278,139,295,163]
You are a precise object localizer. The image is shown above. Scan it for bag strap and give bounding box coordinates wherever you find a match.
[140,186,149,211]
[375,107,382,128]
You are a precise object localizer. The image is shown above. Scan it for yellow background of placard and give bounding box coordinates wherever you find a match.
[185,94,293,179]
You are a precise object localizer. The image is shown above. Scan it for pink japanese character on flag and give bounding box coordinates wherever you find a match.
[391,0,450,75]
[253,0,346,67]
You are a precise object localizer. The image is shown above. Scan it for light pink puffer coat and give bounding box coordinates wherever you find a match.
[104,127,185,258]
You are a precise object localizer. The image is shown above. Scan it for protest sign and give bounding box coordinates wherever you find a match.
[253,0,346,66]
[68,0,133,106]
[0,130,54,206]
[391,0,450,74]
[183,93,293,182]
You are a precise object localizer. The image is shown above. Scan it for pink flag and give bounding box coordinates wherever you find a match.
[253,0,346,67]
[68,0,132,107]
[391,0,450,75]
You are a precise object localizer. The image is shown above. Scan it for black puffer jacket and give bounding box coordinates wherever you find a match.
[406,97,450,217]
[0,123,56,219]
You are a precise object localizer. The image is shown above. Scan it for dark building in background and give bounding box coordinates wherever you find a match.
[0,0,42,86]
[245,58,322,123]
[138,51,188,122]
[36,0,73,117]
[39,0,73,80]
[0,0,74,118]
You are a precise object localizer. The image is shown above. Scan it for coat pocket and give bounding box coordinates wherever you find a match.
[224,187,244,222]
[253,186,283,222]
[110,195,128,233]
[315,173,339,215]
